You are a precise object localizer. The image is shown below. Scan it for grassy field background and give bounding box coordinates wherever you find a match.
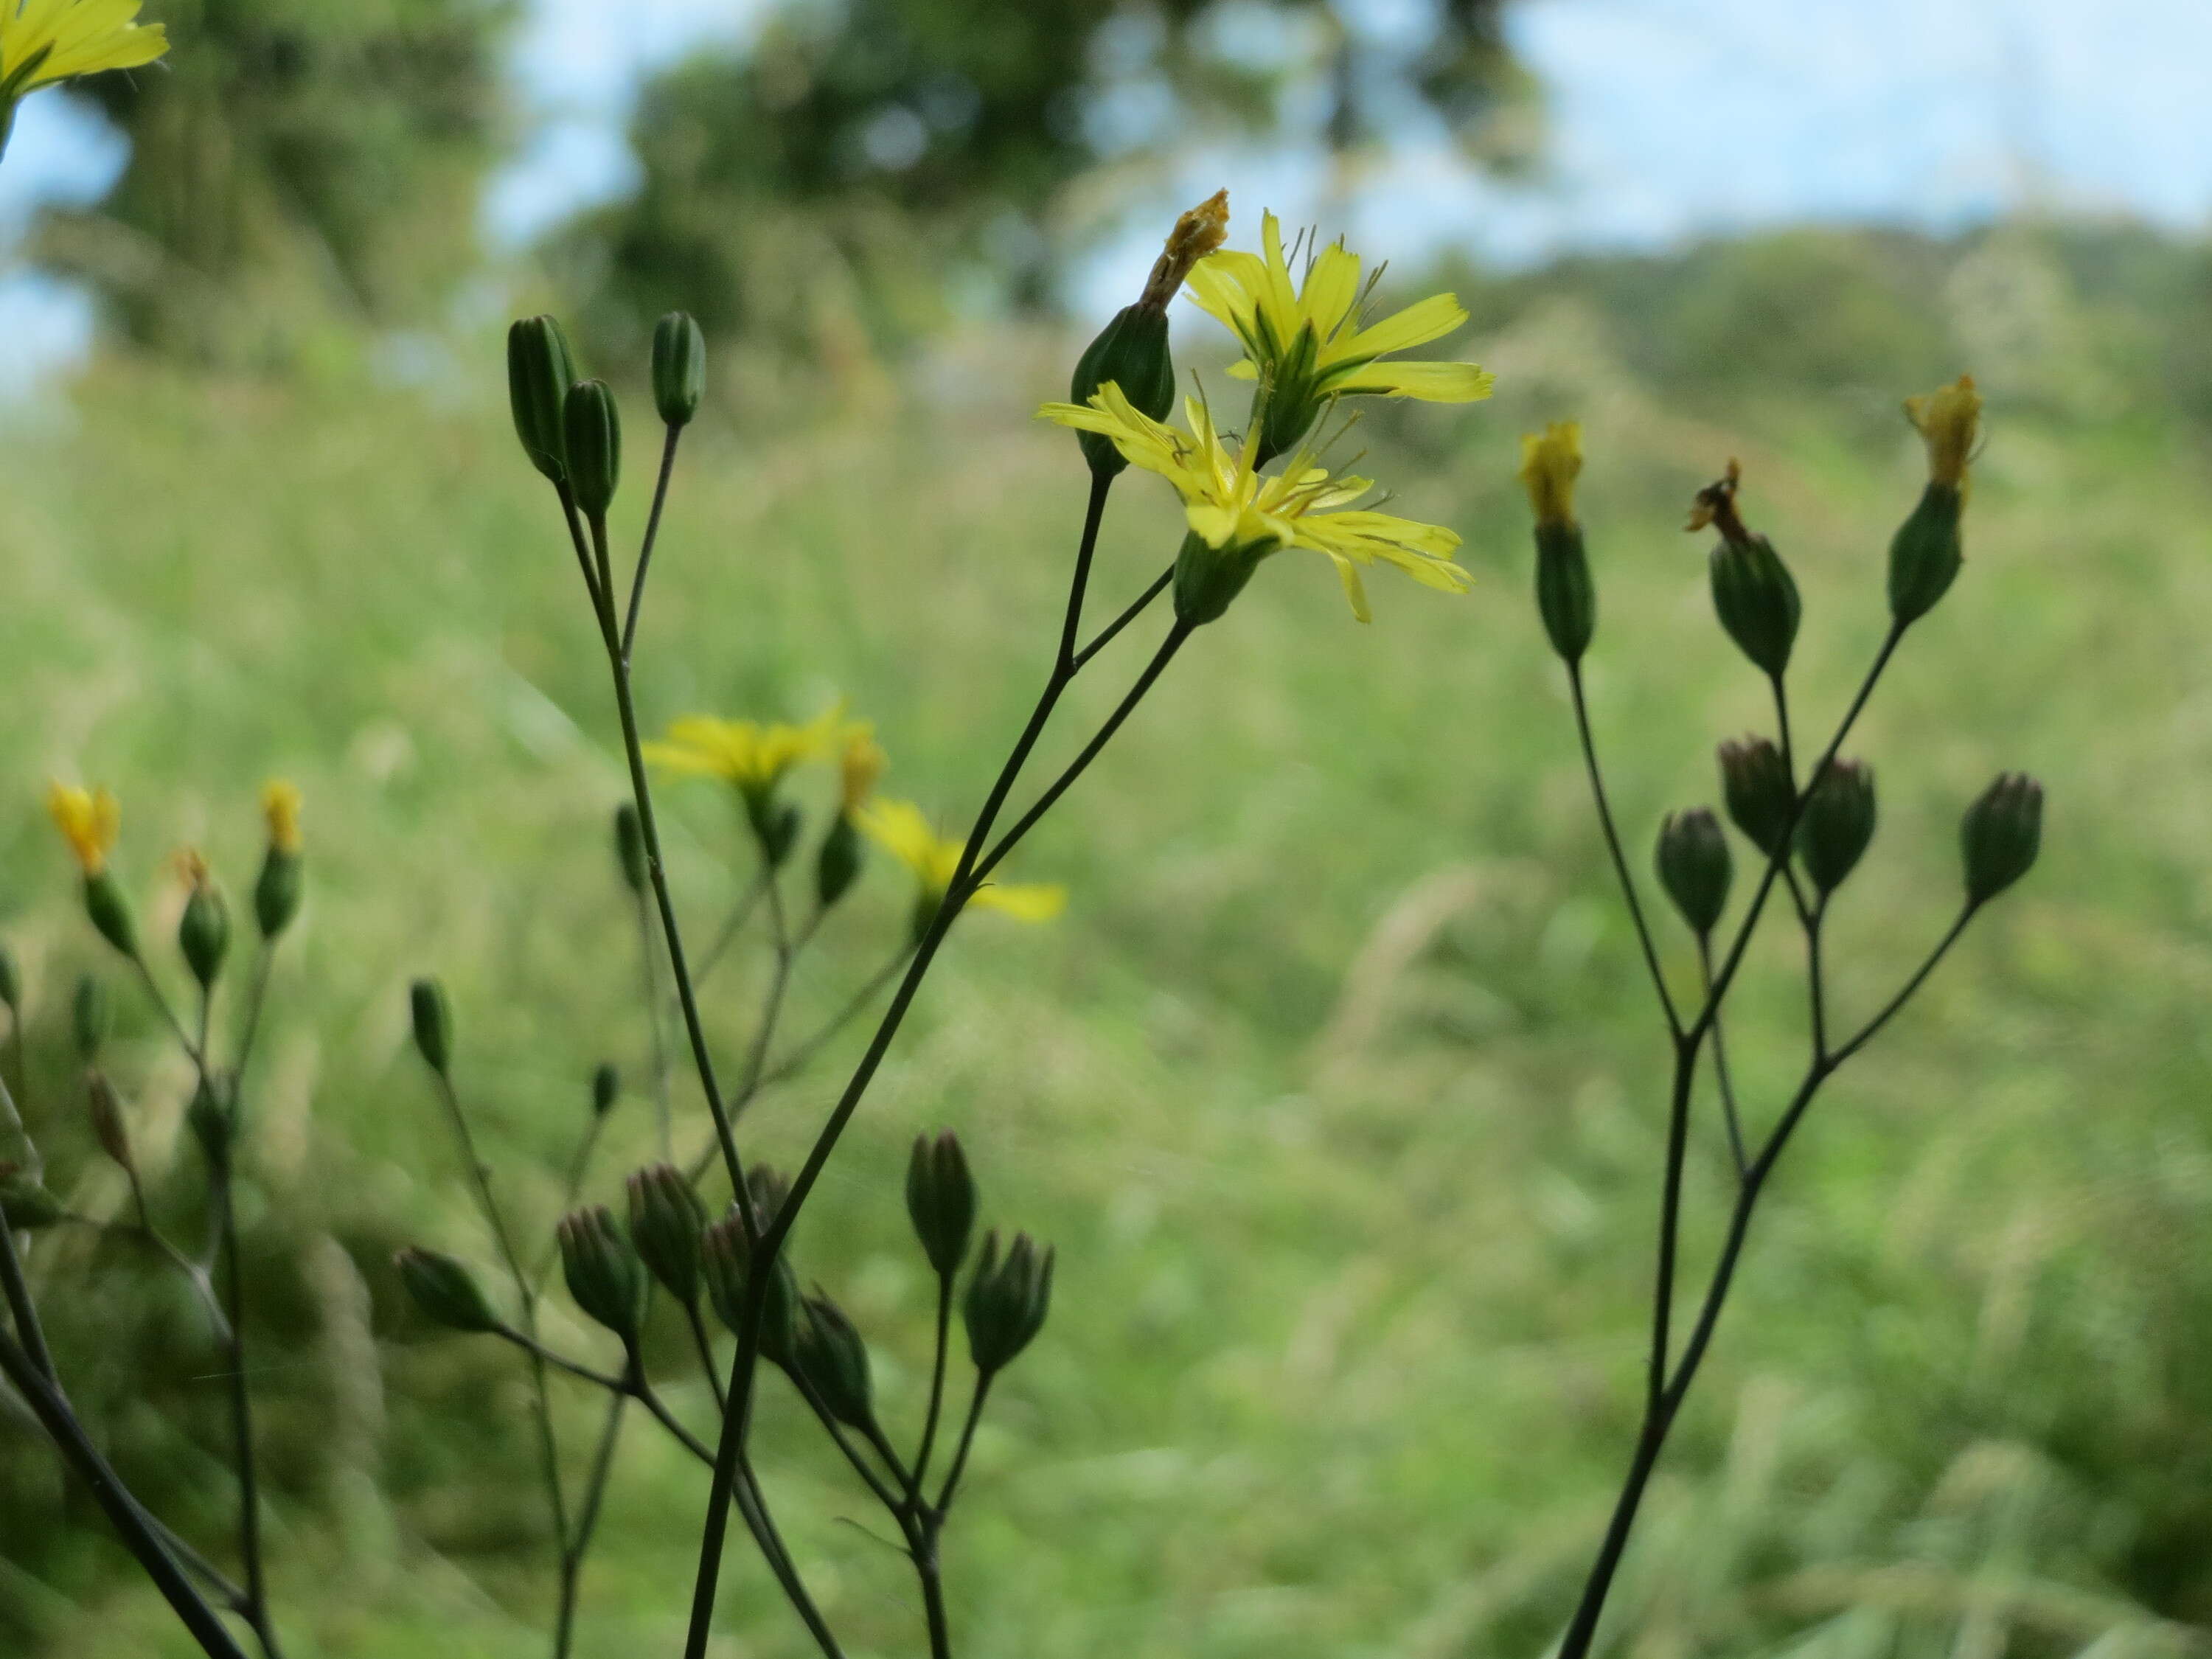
[4,223,2212,1658]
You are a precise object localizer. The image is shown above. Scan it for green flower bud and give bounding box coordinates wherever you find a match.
[563,379,622,519]
[179,876,231,990]
[905,1131,975,1278]
[507,315,577,484]
[0,941,19,1017]
[0,1172,66,1230]
[613,803,648,894]
[626,1163,707,1305]
[1534,521,1596,662]
[793,1293,875,1429]
[1708,534,1802,678]
[557,1206,649,1343]
[83,869,136,959]
[1888,481,1964,626]
[815,815,863,912]
[1068,305,1175,477]
[591,1062,620,1118]
[963,1229,1054,1377]
[395,1247,501,1334]
[701,1215,799,1367]
[86,1070,133,1174]
[651,312,706,428]
[253,847,302,940]
[72,975,110,1061]
[1171,528,1264,629]
[1254,322,1324,465]
[743,796,802,870]
[1796,759,1877,897]
[1961,772,2043,906]
[1654,808,1733,936]
[187,1076,231,1172]
[409,978,453,1077]
[1718,736,1794,860]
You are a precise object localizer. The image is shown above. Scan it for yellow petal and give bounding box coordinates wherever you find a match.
[1335,291,1469,360]
[1300,242,1364,341]
[1328,553,1374,623]
[1329,359,1496,402]
[970,881,1066,922]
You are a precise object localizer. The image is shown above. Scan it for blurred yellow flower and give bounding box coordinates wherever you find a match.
[856,799,1064,922]
[46,782,119,876]
[1905,375,1981,489]
[1189,210,1495,410]
[1,0,167,97]
[839,730,887,817]
[644,707,847,799]
[261,779,303,855]
[1518,422,1583,529]
[1037,384,1467,623]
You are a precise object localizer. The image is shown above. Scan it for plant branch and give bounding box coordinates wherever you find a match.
[1567,663,1682,1037]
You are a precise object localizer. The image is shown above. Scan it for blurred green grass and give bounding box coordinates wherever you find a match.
[4,226,2212,1659]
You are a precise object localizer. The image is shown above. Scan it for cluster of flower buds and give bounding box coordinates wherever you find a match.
[394,1246,501,1335]
[964,1229,1055,1378]
[506,309,708,523]
[557,1206,649,1346]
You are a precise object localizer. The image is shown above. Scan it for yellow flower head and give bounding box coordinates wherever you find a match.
[644,706,848,799]
[261,779,303,855]
[839,730,887,817]
[855,799,1065,922]
[1139,188,1231,311]
[1519,422,1584,529]
[1,0,167,98]
[1905,375,1982,490]
[46,782,119,876]
[1037,383,1468,624]
[1188,209,1494,454]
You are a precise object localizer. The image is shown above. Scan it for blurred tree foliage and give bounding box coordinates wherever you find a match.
[546,0,1534,373]
[37,0,517,366]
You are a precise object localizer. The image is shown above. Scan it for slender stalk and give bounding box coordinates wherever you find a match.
[0,1052,39,1182]
[917,1531,953,1659]
[684,1301,728,1413]
[1645,1045,1697,1419]
[0,1211,55,1383]
[1804,896,1831,1063]
[1695,939,1748,1180]
[554,1391,627,1659]
[0,1321,247,1659]
[622,423,684,665]
[757,948,913,1088]
[1567,664,1682,1037]
[1828,907,1975,1068]
[634,891,676,1162]
[215,1186,282,1659]
[691,874,768,992]
[911,1274,955,1487]
[1071,563,1175,672]
[933,1374,993,1515]
[785,1369,906,1514]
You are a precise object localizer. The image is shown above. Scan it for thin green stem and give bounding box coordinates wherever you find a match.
[691,874,768,992]
[911,1274,955,1489]
[1070,563,1175,672]
[1695,938,1748,1180]
[554,1391,627,1659]
[684,1300,728,1414]
[932,1374,992,1515]
[1566,662,1682,1037]
[622,423,684,666]
[1829,907,1976,1068]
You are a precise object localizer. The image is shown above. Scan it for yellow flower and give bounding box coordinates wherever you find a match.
[1905,375,1982,490]
[1188,209,1493,456]
[855,799,1065,922]
[1037,383,1467,624]
[839,730,887,817]
[1,0,167,98]
[644,706,848,799]
[46,782,119,876]
[261,779,302,855]
[1518,422,1583,529]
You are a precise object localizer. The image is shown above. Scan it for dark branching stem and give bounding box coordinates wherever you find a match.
[1695,938,1749,1180]
[622,422,684,666]
[554,1391,628,1659]
[932,1374,993,1516]
[1071,562,1175,672]
[686,470,1161,1659]
[912,1274,956,1487]
[1567,663,1682,1037]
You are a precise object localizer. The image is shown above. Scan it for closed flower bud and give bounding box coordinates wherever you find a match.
[1068,306,1175,478]
[752,799,802,870]
[409,978,453,1077]
[395,1247,501,1335]
[1654,809,1732,936]
[86,1070,133,1174]
[591,1062,620,1118]
[1534,522,1596,663]
[651,311,706,428]
[613,803,648,894]
[1718,736,1794,859]
[1888,481,1964,626]
[793,1293,875,1428]
[626,1164,707,1305]
[187,1076,231,1171]
[815,815,863,911]
[1961,772,2043,906]
[1795,759,1877,896]
[507,315,577,484]
[83,869,138,959]
[557,1206,648,1343]
[963,1228,1055,1377]
[255,780,304,939]
[563,379,622,518]
[905,1131,976,1277]
[1691,464,1799,677]
[0,1172,65,1230]
[0,941,18,1016]
[179,872,231,990]
[701,1216,799,1366]
[72,975,110,1061]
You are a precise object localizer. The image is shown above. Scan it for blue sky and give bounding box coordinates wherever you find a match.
[3,0,2211,388]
